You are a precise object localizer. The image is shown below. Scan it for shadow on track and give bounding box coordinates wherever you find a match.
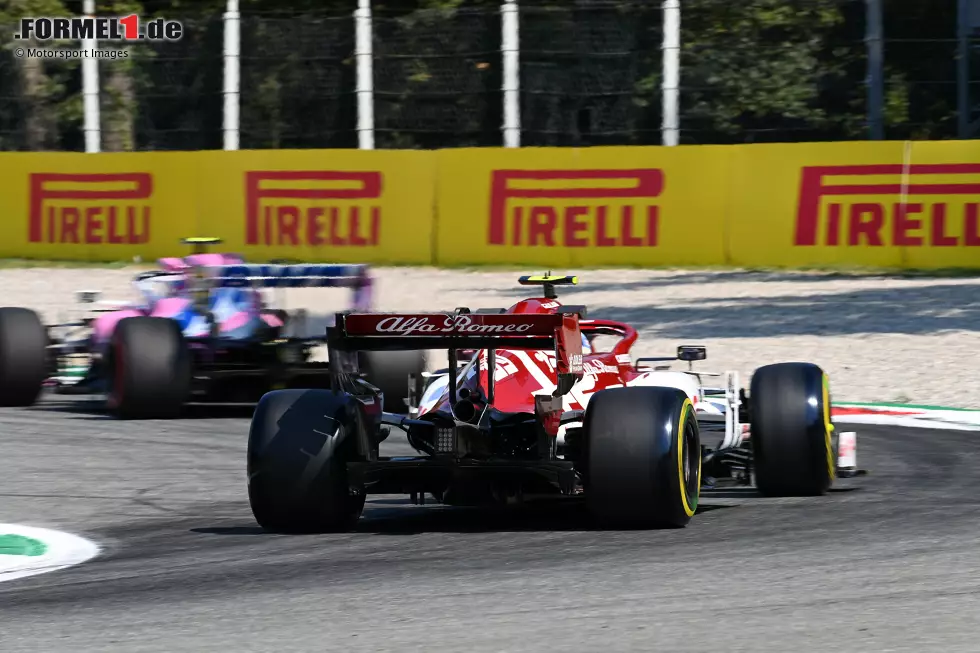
[700,485,861,499]
[465,269,898,298]
[594,281,980,338]
[467,269,980,299]
[465,274,980,338]
[27,396,257,420]
[190,500,732,536]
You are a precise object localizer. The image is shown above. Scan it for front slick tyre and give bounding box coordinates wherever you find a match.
[585,386,701,529]
[750,362,835,497]
[247,389,367,533]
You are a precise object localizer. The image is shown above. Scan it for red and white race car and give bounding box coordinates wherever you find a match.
[246,275,859,532]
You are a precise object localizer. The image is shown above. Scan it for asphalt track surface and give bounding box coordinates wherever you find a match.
[1,397,978,652]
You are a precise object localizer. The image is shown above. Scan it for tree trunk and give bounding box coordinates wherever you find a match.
[101,60,136,151]
[19,40,56,150]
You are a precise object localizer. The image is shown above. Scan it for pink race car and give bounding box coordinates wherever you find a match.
[0,238,425,419]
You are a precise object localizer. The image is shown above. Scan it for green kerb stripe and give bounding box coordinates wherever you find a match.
[837,401,980,413]
[0,534,48,557]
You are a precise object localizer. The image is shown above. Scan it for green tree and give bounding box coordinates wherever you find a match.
[679,1,846,142]
[0,0,76,150]
[0,0,965,150]
[100,0,142,150]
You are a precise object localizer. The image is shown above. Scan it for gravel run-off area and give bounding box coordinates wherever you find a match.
[1,266,978,409]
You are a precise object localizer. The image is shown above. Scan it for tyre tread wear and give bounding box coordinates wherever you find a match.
[248,388,366,533]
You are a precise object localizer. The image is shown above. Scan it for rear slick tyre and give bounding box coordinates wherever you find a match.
[750,362,835,497]
[107,317,190,419]
[360,350,427,414]
[0,307,47,407]
[584,386,701,528]
[247,389,366,533]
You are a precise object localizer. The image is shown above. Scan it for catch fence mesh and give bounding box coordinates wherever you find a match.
[0,0,976,151]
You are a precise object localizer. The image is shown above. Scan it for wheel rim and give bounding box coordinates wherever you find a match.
[822,373,835,482]
[682,413,700,513]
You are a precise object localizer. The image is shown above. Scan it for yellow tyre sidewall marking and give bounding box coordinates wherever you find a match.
[823,374,835,481]
[677,398,698,517]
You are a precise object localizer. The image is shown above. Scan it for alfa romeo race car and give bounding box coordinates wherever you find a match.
[0,237,424,419]
[246,274,860,532]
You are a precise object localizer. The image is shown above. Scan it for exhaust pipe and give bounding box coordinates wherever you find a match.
[453,399,477,423]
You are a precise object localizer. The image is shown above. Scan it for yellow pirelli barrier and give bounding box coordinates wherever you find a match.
[433,140,980,269]
[0,140,975,268]
[194,149,436,265]
[726,141,980,269]
[0,152,198,261]
[434,146,733,267]
[0,149,437,264]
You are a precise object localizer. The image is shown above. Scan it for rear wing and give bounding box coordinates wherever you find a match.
[206,264,371,289]
[328,311,585,397]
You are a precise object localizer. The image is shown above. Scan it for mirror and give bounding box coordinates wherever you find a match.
[677,345,707,362]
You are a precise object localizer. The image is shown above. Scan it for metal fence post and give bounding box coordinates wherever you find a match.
[223,0,241,150]
[662,0,680,146]
[865,0,884,140]
[957,0,970,139]
[355,0,375,150]
[82,0,100,153]
[501,0,520,147]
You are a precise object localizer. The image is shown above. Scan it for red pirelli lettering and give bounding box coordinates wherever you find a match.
[28,173,152,245]
[795,164,980,247]
[245,170,383,247]
[488,169,664,248]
